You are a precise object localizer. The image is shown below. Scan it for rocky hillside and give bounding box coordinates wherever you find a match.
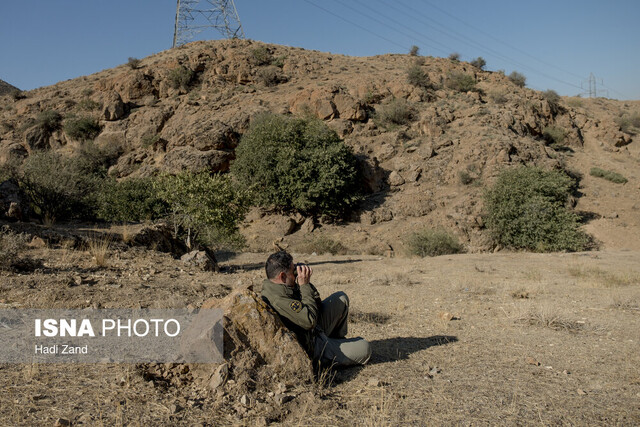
[0,79,20,96]
[0,39,638,253]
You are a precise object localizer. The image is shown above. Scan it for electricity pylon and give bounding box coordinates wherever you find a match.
[173,0,245,48]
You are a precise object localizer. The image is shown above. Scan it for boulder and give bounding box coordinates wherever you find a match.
[180,249,219,272]
[198,286,314,388]
[130,223,188,257]
[161,146,233,174]
[102,91,126,121]
[0,179,30,221]
[141,286,314,396]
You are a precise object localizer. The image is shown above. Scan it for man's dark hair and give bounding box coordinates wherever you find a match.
[265,251,293,280]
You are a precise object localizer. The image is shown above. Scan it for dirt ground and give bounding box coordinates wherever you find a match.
[1,239,639,425]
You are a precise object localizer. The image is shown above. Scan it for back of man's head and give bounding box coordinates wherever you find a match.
[265,251,293,280]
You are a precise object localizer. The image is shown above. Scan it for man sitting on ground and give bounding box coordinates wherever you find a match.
[261,250,371,367]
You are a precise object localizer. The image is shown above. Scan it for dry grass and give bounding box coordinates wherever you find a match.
[349,309,393,325]
[120,223,134,244]
[88,234,112,267]
[568,264,640,288]
[518,305,586,331]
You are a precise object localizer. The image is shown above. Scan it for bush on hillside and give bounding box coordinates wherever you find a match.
[470,57,486,70]
[96,177,167,222]
[589,167,627,184]
[615,112,640,135]
[543,90,561,109]
[448,52,460,61]
[35,110,62,133]
[168,65,195,90]
[155,171,248,249]
[409,45,420,56]
[542,126,567,145]
[230,113,361,218]
[250,46,272,66]
[406,228,463,257]
[18,149,107,222]
[64,116,100,140]
[508,71,527,88]
[406,65,431,89]
[445,72,476,92]
[376,98,416,127]
[127,57,141,70]
[484,166,589,252]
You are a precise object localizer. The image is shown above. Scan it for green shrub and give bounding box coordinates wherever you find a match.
[542,126,566,145]
[376,98,416,127]
[448,52,460,61]
[18,149,108,221]
[127,57,141,70]
[489,90,508,104]
[406,65,431,89]
[508,71,526,88]
[409,45,420,56]
[484,166,589,252]
[64,116,100,140]
[168,65,194,90]
[406,228,463,257]
[250,46,272,66]
[230,113,361,218]
[96,177,167,222]
[566,98,583,108]
[155,171,248,249]
[590,167,627,184]
[77,98,102,111]
[543,90,561,108]
[34,110,62,133]
[470,57,486,70]
[445,72,476,92]
[256,66,282,86]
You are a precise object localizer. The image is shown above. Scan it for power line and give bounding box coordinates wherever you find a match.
[420,0,588,82]
[329,0,453,57]
[387,0,584,91]
[302,0,410,52]
[173,0,244,48]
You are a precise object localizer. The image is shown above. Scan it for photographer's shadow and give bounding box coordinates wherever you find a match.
[368,335,458,364]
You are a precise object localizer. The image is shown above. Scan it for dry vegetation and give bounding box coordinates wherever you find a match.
[1,235,639,425]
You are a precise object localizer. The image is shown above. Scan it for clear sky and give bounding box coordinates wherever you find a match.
[1,0,638,100]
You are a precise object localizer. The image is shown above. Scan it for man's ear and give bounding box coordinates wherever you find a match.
[278,271,287,284]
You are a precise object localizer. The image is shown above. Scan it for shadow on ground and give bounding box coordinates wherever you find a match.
[330,335,458,385]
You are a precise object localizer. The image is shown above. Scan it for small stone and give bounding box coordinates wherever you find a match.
[169,403,182,414]
[577,389,587,395]
[526,357,540,366]
[368,378,382,387]
[209,363,228,390]
[54,418,71,427]
[26,407,36,414]
[29,236,47,248]
[274,393,294,405]
[429,367,441,376]
[439,312,454,321]
[563,370,570,375]
[240,394,251,406]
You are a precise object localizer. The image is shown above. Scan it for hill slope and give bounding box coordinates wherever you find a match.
[0,79,20,96]
[0,39,638,252]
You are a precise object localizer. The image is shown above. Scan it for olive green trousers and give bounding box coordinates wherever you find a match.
[313,291,371,366]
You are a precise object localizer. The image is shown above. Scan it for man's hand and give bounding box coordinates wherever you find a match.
[296,264,312,285]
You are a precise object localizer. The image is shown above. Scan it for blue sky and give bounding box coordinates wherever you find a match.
[1,0,638,99]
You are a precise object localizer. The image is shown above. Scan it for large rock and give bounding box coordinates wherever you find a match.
[198,286,314,389]
[161,146,233,174]
[130,223,188,257]
[102,91,126,121]
[141,286,314,397]
[0,179,30,220]
[180,249,219,272]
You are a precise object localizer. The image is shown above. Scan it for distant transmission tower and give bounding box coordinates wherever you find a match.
[580,73,609,98]
[172,0,245,48]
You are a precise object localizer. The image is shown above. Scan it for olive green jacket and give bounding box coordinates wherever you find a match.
[261,279,322,355]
